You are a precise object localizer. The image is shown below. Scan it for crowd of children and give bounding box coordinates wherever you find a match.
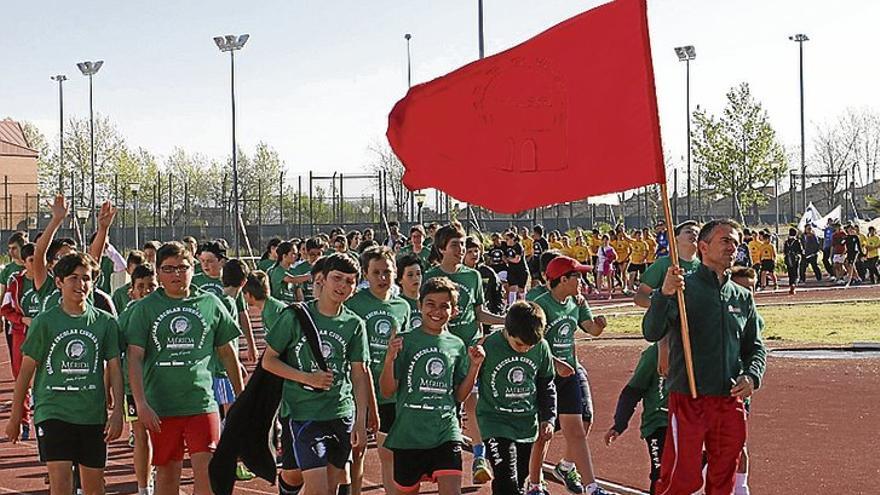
[0,204,775,495]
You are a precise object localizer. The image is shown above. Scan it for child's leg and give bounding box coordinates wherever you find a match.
[515,441,534,491]
[78,465,105,495]
[190,452,214,495]
[645,427,666,495]
[559,415,597,484]
[528,435,550,486]
[463,393,484,458]
[350,445,365,494]
[46,461,74,495]
[132,421,153,491]
[376,434,397,495]
[300,468,329,495]
[734,446,750,495]
[485,437,519,494]
[154,462,183,495]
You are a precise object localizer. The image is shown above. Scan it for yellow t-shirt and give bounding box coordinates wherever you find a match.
[748,240,763,265]
[858,234,868,255]
[759,242,776,261]
[865,235,880,258]
[550,241,564,250]
[645,237,657,263]
[522,237,534,257]
[629,240,649,265]
[611,239,631,262]
[588,236,602,257]
[571,245,590,263]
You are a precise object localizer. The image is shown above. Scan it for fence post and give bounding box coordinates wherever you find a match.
[121,187,127,251]
[309,171,314,235]
[297,175,303,239]
[258,178,263,252]
[339,173,345,227]
[168,172,174,240]
[157,170,163,241]
[279,170,284,227]
[221,173,228,243]
[184,180,189,236]
[4,175,8,231]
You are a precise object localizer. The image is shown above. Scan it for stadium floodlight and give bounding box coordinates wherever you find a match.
[76,60,104,230]
[674,46,696,218]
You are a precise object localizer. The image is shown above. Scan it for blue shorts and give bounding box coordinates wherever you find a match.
[212,377,235,406]
[554,365,593,423]
[290,415,354,471]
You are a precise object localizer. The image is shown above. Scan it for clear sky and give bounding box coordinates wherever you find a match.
[2,0,878,194]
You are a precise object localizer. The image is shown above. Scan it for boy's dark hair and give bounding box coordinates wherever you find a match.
[396,254,422,283]
[320,252,360,278]
[48,238,77,261]
[157,241,194,267]
[388,220,399,228]
[261,237,282,260]
[505,301,546,346]
[419,276,459,307]
[465,236,482,251]
[182,235,197,245]
[674,220,700,236]
[275,241,296,264]
[434,222,466,250]
[533,225,544,236]
[346,230,360,244]
[127,250,146,267]
[789,227,799,237]
[356,239,378,254]
[199,241,227,260]
[21,243,36,259]
[222,258,250,287]
[131,262,156,282]
[360,246,394,274]
[333,235,347,247]
[7,231,28,249]
[54,252,99,281]
[410,224,426,236]
[730,265,757,281]
[243,271,270,301]
[305,236,328,252]
[143,240,161,251]
[539,250,561,275]
[311,256,327,276]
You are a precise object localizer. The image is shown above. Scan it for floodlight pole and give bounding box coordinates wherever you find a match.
[405,34,412,89]
[51,75,67,194]
[790,34,809,213]
[675,46,696,220]
[478,0,485,59]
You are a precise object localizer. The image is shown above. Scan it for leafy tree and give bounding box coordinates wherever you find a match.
[691,83,788,221]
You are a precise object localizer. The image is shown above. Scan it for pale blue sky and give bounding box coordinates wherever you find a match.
[2,0,878,194]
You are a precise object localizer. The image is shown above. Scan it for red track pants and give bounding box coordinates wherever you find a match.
[10,331,31,423]
[656,392,746,495]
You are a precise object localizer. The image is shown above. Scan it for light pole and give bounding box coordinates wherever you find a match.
[674,45,696,219]
[50,75,67,193]
[75,207,90,247]
[76,60,103,232]
[414,191,426,225]
[130,183,140,249]
[213,33,250,256]
[790,33,809,213]
[404,34,413,88]
[478,0,485,59]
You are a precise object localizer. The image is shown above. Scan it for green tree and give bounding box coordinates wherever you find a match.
[691,83,788,221]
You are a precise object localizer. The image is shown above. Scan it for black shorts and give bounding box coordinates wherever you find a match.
[378,403,396,435]
[36,419,106,468]
[290,416,353,471]
[628,263,646,274]
[554,365,593,424]
[391,441,463,490]
[846,253,858,264]
[507,267,528,287]
[760,259,775,272]
[278,415,299,470]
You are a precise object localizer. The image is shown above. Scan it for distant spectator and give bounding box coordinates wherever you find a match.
[799,225,822,282]
[783,228,804,295]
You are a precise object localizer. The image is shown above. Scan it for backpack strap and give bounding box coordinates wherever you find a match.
[288,302,329,372]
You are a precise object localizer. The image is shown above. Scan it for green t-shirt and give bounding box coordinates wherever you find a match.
[261,296,288,337]
[19,277,43,318]
[97,256,114,295]
[38,281,62,313]
[191,273,224,297]
[384,328,469,450]
[268,264,298,305]
[423,264,485,345]
[21,305,120,425]
[476,331,554,442]
[0,261,23,286]
[525,285,548,302]
[532,292,593,368]
[345,289,411,405]
[627,343,668,439]
[117,299,144,395]
[257,258,276,272]
[396,245,431,272]
[265,299,369,422]
[210,295,241,378]
[640,256,701,289]
[401,294,422,330]
[124,287,242,417]
[194,260,203,275]
[112,283,131,314]
[289,262,314,301]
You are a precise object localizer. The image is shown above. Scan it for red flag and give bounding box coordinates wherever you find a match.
[387,0,664,214]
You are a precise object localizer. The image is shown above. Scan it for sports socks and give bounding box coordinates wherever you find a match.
[734,473,750,495]
[558,459,575,472]
[336,484,351,495]
[278,477,302,495]
[473,443,485,459]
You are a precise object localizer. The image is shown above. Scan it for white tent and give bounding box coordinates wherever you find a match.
[798,203,841,231]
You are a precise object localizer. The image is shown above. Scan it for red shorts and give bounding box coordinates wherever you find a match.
[149,412,221,466]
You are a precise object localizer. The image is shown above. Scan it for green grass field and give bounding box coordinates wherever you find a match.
[599,301,880,345]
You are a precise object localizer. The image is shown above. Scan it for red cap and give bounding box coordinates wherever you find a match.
[545,256,593,281]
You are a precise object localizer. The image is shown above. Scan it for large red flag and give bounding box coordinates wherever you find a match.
[387,0,664,214]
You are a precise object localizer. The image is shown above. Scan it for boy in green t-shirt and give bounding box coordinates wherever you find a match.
[5,252,124,495]
[532,256,610,495]
[477,301,556,495]
[112,249,146,312]
[396,254,424,329]
[380,277,485,494]
[262,253,376,495]
[289,236,327,301]
[126,241,244,495]
[118,262,158,495]
[422,223,504,484]
[345,246,411,494]
[267,241,301,304]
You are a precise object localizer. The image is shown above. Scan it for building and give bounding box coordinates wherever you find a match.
[0,118,39,231]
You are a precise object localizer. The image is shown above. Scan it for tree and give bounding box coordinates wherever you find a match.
[365,140,408,222]
[810,111,861,210]
[691,83,788,222]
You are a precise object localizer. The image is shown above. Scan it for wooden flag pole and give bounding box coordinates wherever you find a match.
[659,181,698,399]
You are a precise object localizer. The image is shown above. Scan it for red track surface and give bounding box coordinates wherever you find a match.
[1,282,877,494]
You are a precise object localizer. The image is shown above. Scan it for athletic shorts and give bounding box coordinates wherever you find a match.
[507,268,528,287]
[832,253,846,264]
[846,253,859,264]
[37,419,106,468]
[150,412,221,466]
[760,260,775,272]
[212,377,236,406]
[124,394,138,423]
[554,365,593,424]
[378,403,396,435]
[278,415,299,470]
[391,441,463,491]
[290,415,354,471]
[628,263,646,274]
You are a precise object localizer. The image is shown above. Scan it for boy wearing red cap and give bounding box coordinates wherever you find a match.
[532,256,609,495]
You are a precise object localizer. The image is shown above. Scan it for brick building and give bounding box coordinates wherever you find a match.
[0,118,39,230]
